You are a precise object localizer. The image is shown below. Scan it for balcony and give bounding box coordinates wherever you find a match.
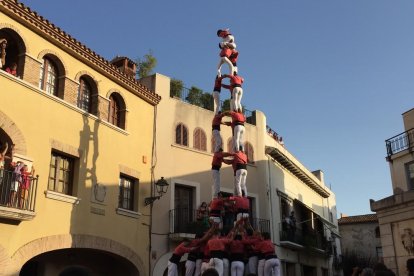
[0,169,39,221]
[385,128,414,158]
[169,208,270,240]
[279,224,329,253]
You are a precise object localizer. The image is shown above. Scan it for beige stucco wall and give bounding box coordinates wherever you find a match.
[339,222,381,258]
[0,12,155,275]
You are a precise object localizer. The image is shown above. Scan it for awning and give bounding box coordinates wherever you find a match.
[294,199,337,230]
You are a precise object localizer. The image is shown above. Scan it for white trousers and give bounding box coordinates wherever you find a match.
[230,261,244,276]
[218,57,234,77]
[213,91,221,115]
[223,258,229,276]
[201,261,210,275]
[264,258,280,276]
[233,125,245,152]
[232,87,243,112]
[234,169,247,196]
[236,212,249,222]
[210,258,224,276]
[185,260,196,276]
[258,259,265,276]
[247,256,258,274]
[195,259,202,276]
[212,169,221,198]
[212,129,222,152]
[168,261,178,276]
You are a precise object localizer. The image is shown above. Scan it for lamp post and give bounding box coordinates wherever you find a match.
[145,177,169,206]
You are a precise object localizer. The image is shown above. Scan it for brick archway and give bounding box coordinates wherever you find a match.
[0,110,26,155]
[2,234,145,276]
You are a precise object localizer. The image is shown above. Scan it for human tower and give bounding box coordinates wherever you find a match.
[167,30,280,276]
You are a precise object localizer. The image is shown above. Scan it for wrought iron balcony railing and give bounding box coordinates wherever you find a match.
[385,128,414,157]
[169,208,270,236]
[0,168,39,212]
[279,223,328,251]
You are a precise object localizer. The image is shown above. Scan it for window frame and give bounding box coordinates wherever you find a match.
[77,77,92,112]
[193,128,207,151]
[175,123,188,147]
[39,57,58,96]
[48,151,74,195]
[405,161,414,190]
[244,142,254,164]
[118,174,138,211]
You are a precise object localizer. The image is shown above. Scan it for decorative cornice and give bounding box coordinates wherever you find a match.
[0,0,161,105]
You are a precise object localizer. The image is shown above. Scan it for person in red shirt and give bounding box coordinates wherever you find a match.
[185,227,215,276]
[244,228,263,275]
[209,193,226,228]
[5,62,17,77]
[168,239,198,276]
[229,150,248,197]
[217,29,237,77]
[207,231,231,276]
[213,76,224,115]
[256,232,280,276]
[230,195,250,222]
[211,148,232,198]
[223,111,246,153]
[229,233,246,276]
[212,112,225,153]
[221,73,244,113]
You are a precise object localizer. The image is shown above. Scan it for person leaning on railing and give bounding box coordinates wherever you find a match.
[0,142,8,185]
[19,164,35,209]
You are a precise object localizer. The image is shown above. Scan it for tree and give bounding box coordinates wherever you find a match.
[136,50,157,78]
[221,99,231,112]
[186,86,203,107]
[200,93,214,111]
[170,79,184,98]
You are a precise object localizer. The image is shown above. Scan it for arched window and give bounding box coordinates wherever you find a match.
[77,77,92,112]
[227,138,234,153]
[193,128,207,151]
[244,142,254,164]
[39,57,58,96]
[375,226,380,238]
[109,93,126,129]
[175,123,188,146]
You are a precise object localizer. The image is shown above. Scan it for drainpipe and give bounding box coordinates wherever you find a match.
[267,155,276,241]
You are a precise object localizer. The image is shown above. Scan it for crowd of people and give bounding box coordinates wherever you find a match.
[168,218,280,276]
[0,141,35,209]
[351,259,414,276]
[265,126,284,147]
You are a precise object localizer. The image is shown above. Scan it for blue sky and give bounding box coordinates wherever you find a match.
[19,0,414,216]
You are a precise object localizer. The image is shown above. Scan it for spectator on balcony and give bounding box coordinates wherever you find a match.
[168,238,198,276]
[197,201,209,227]
[5,62,17,77]
[289,211,296,234]
[0,142,8,185]
[278,137,284,147]
[19,164,34,209]
[8,161,24,207]
[0,38,6,69]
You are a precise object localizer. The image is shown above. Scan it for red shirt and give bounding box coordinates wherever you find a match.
[209,198,224,212]
[212,113,224,127]
[214,76,223,92]
[258,240,275,255]
[232,151,247,171]
[229,50,239,63]
[20,171,31,190]
[230,111,246,124]
[229,240,245,254]
[6,67,17,76]
[222,75,244,90]
[207,237,230,251]
[173,242,193,256]
[231,196,249,210]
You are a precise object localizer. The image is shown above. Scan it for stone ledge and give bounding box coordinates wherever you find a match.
[0,206,36,221]
[116,208,141,219]
[44,190,80,204]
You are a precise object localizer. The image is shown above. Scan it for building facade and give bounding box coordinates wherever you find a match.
[338,214,382,262]
[0,1,160,275]
[370,108,414,275]
[140,73,342,276]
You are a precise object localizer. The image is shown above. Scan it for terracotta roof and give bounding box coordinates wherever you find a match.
[0,0,161,105]
[338,214,378,224]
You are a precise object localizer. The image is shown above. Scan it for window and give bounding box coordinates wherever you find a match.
[193,128,207,151]
[39,57,58,96]
[108,93,126,129]
[244,142,254,163]
[174,184,194,233]
[119,175,137,211]
[175,123,188,146]
[48,152,74,195]
[77,77,92,112]
[406,162,414,190]
[376,246,383,258]
[375,226,380,238]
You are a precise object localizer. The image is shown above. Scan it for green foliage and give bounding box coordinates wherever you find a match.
[200,93,214,111]
[170,78,184,98]
[186,86,203,106]
[136,50,157,78]
[221,99,231,111]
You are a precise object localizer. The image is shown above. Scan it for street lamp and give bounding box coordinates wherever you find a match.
[144,177,169,205]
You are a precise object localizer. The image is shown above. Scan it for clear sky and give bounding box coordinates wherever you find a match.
[19,0,414,216]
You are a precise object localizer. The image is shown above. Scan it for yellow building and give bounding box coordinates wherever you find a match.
[370,108,414,275]
[140,74,342,276]
[0,1,160,275]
